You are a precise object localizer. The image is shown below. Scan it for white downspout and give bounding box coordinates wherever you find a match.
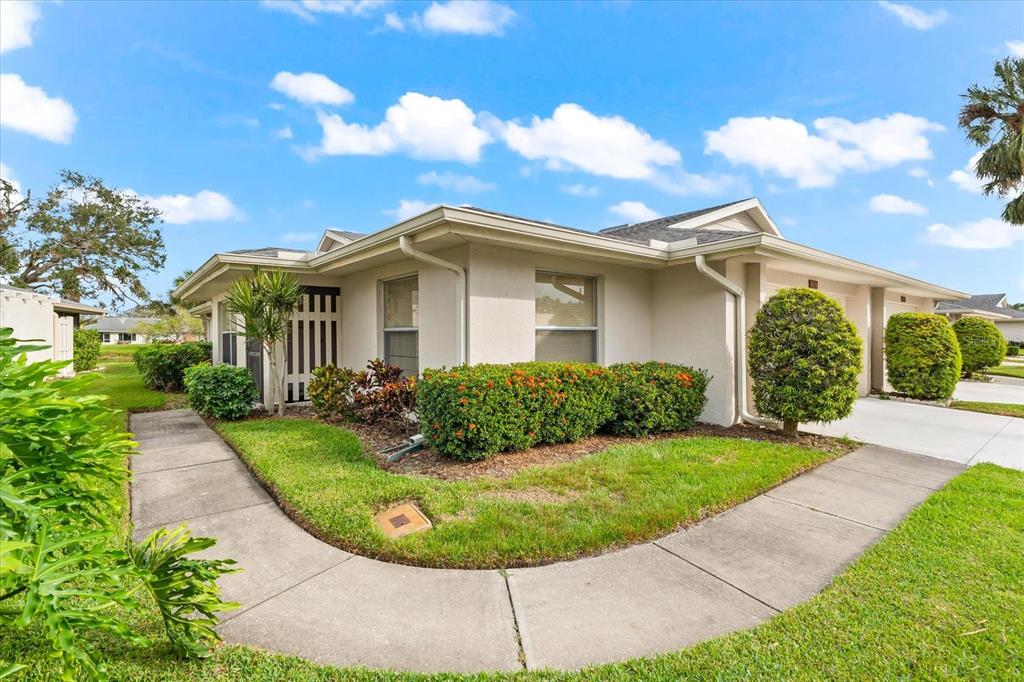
[399,235,466,365]
[693,255,775,428]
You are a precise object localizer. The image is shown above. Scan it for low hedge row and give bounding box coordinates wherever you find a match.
[419,361,708,461]
[72,328,101,372]
[134,341,212,391]
[884,313,961,400]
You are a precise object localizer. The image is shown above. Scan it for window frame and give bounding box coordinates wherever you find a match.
[534,270,600,363]
[381,274,419,375]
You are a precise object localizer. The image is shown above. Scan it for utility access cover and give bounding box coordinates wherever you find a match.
[374,502,432,539]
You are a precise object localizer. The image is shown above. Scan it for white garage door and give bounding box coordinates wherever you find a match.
[766,284,848,314]
[885,301,916,323]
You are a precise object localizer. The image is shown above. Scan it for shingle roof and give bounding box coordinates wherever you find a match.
[935,293,1024,319]
[597,200,754,246]
[227,247,307,257]
[324,229,367,243]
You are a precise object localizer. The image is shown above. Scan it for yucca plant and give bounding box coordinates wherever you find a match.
[0,328,238,680]
[225,267,303,416]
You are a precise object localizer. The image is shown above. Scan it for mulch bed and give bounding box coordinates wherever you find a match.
[272,406,858,482]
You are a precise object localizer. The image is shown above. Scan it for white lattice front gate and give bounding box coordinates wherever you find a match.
[285,286,341,402]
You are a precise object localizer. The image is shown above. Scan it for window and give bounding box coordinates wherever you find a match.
[535,272,597,362]
[218,302,238,364]
[383,276,418,375]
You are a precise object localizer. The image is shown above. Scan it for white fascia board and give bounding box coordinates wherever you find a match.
[667,197,782,237]
[173,253,314,301]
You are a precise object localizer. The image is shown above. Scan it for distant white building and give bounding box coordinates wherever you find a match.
[935,293,1024,343]
[0,284,106,376]
[89,316,159,344]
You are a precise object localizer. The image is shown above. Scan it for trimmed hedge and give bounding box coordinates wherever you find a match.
[1008,345,1020,357]
[748,288,862,434]
[134,341,212,391]
[418,361,708,461]
[184,363,258,420]
[884,313,961,400]
[72,328,101,371]
[606,362,710,436]
[952,317,1007,374]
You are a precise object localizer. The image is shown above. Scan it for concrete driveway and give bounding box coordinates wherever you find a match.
[804,394,1023,471]
[953,378,1024,403]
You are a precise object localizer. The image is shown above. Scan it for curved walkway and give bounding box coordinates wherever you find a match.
[129,409,964,673]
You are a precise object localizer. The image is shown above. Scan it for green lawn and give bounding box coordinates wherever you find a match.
[67,359,185,429]
[985,364,1024,380]
[215,418,841,569]
[951,400,1024,418]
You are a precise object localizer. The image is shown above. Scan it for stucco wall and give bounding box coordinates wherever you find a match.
[339,247,465,371]
[1,288,57,366]
[995,320,1024,342]
[466,244,653,366]
[652,263,736,426]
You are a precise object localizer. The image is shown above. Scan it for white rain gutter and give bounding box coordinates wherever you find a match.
[693,255,775,428]
[399,235,466,365]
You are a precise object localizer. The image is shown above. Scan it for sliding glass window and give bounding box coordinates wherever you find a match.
[383,276,419,375]
[535,272,597,362]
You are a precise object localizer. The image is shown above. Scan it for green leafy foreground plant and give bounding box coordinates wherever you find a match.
[0,328,238,680]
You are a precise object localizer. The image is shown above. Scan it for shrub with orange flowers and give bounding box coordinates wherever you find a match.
[419,360,709,460]
[606,362,709,436]
[418,362,618,460]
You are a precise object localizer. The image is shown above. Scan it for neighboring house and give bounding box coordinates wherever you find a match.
[935,293,1024,342]
[176,198,965,426]
[88,316,159,344]
[0,284,106,376]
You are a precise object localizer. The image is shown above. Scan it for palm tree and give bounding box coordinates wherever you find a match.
[958,57,1024,225]
[226,268,302,417]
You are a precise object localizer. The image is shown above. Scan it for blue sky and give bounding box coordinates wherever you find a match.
[1,0,1022,306]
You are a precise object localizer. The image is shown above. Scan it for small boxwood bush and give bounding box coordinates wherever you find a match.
[419,362,619,461]
[1008,345,1020,357]
[134,341,212,391]
[606,362,709,436]
[72,328,101,371]
[884,313,961,400]
[952,316,1007,374]
[748,288,862,435]
[184,363,258,420]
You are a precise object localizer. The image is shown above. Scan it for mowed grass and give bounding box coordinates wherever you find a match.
[68,359,185,429]
[216,418,840,568]
[951,400,1024,418]
[7,460,1020,680]
[98,343,151,361]
[985,364,1024,379]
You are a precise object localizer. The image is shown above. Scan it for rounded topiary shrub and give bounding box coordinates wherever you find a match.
[184,363,258,420]
[748,288,862,435]
[1008,345,1020,357]
[952,316,1007,375]
[72,328,101,371]
[134,341,212,391]
[884,313,961,400]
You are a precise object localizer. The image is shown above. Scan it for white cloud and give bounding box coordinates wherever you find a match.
[276,125,294,139]
[137,190,244,224]
[779,216,798,227]
[868,193,927,215]
[313,92,491,162]
[281,230,319,243]
[705,113,944,188]
[270,71,354,106]
[384,199,437,222]
[921,218,1024,250]
[561,183,600,197]
[420,1,515,36]
[261,0,389,21]
[877,1,948,30]
[908,167,928,178]
[417,170,495,192]
[502,103,680,181]
[383,11,405,30]
[0,74,77,143]
[1008,41,1024,57]
[609,201,660,223]
[1,0,40,53]
[948,151,984,194]
[0,162,23,202]
[302,198,315,209]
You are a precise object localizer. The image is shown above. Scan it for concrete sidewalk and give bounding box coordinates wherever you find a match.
[803,397,1023,471]
[130,410,964,674]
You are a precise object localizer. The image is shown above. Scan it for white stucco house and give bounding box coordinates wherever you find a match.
[935,293,1024,343]
[0,284,106,376]
[175,198,965,426]
[88,316,159,344]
